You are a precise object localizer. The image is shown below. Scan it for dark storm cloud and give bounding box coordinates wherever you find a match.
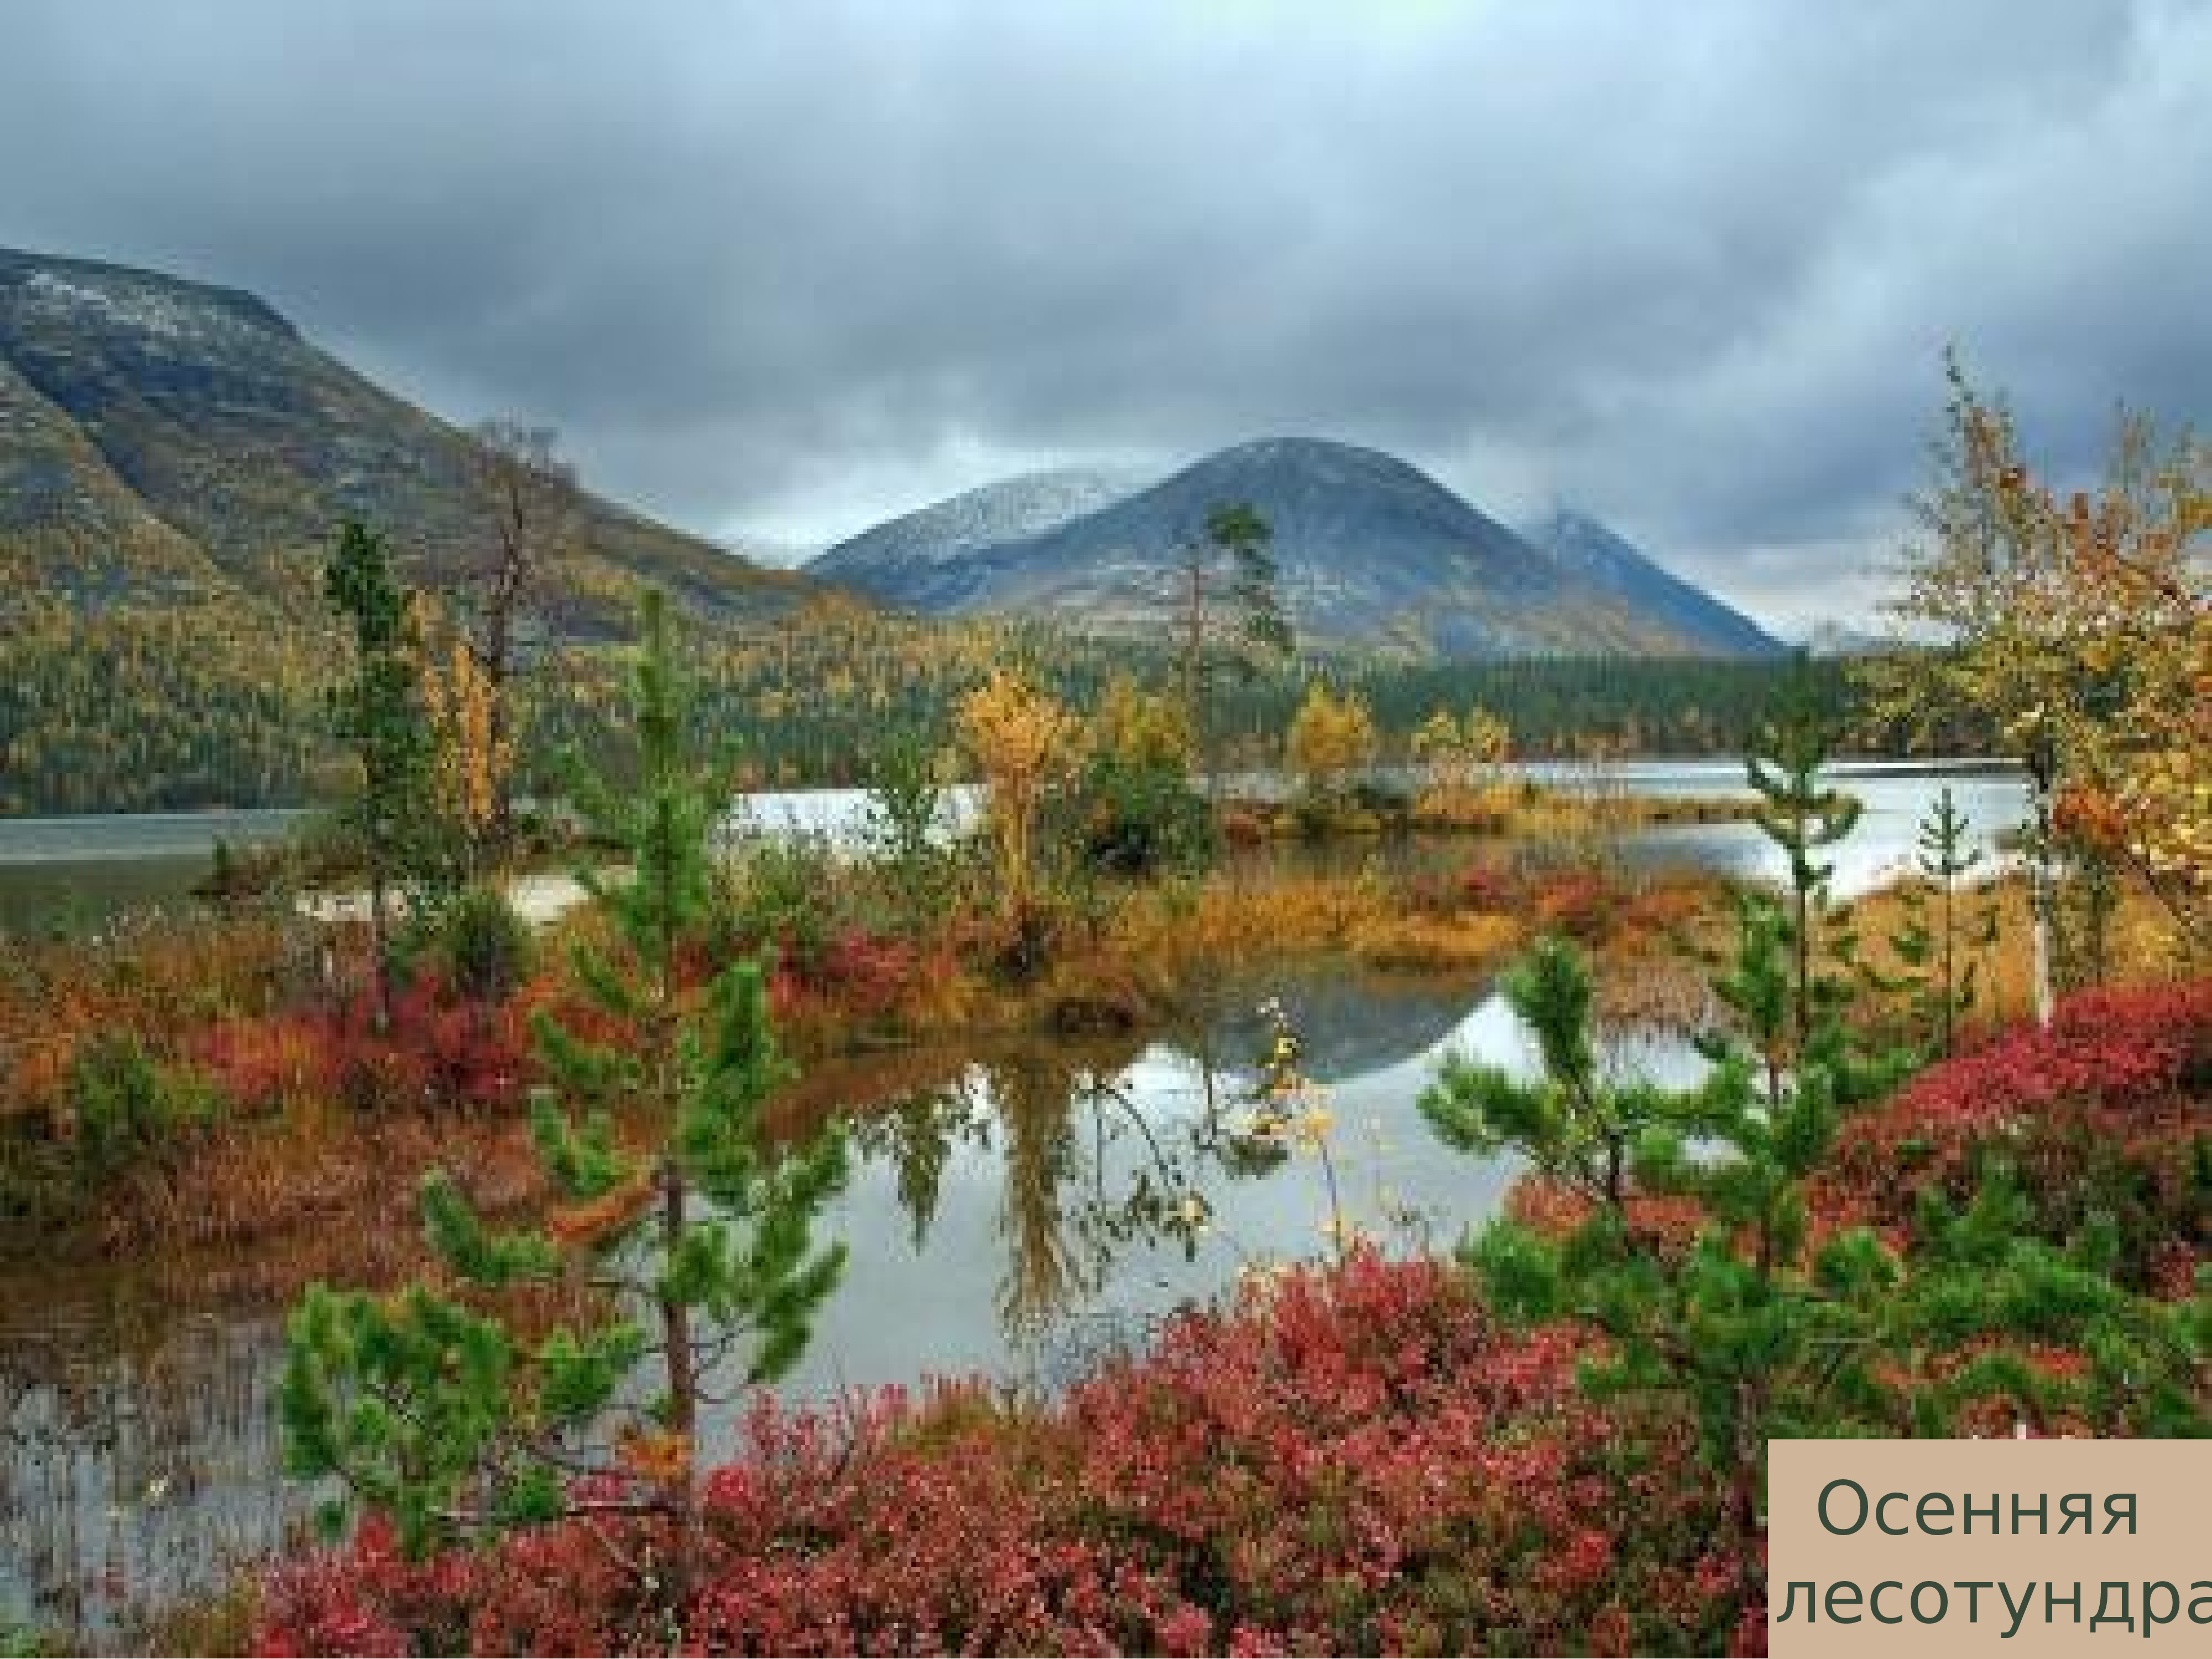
[6,0,2206,627]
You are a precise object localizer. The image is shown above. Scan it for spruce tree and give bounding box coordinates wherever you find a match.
[281,590,848,1610]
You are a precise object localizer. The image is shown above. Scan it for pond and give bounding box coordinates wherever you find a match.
[0,811,309,937]
[0,760,2027,1640]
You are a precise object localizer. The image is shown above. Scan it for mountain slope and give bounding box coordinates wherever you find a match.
[1519,508,1780,658]
[814,437,1780,660]
[810,464,1156,594]
[0,246,813,630]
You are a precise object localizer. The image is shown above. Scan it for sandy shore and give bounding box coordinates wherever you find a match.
[298,871,594,927]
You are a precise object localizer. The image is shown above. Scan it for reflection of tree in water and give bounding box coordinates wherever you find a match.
[857,1084,993,1253]
[986,1051,1087,1343]
[983,1039,1283,1349]
[848,1035,1290,1353]
[843,965,1488,1363]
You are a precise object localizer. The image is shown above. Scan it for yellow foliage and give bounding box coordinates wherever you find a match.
[1089,673,1192,769]
[414,599,511,857]
[1410,704,1512,821]
[1870,368,2208,947]
[1285,680,1379,795]
[954,668,1074,919]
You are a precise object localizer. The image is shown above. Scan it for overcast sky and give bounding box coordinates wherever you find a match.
[7,1,2207,630]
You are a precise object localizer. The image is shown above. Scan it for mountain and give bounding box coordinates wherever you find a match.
[1796,622,1891,658]
[809,463,1156,594]
[0,246,813,631]
[1518,508,1780,658]
[811,437,1782,659]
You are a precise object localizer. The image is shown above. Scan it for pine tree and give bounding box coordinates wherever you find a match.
[1744,659,1863,1056]
[1872,786,1997,1058]
[1176,502,1295,793]
[1422,841,2203,1623]
[323,520,439,1030]
[281,590,848,1611]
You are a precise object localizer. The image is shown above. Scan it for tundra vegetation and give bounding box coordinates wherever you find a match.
[0,374,2204,1657]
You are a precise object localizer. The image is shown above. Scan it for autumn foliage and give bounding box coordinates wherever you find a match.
[197,975,540,1114]
[253,1250,1748,1657]
[1822,978,2210,1293]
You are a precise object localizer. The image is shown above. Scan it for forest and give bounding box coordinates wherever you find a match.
[1,586,1907,817]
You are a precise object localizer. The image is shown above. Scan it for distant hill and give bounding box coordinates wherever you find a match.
[1796,622,1893,658]
[810,464,1156,593]
[809,437,1782,660]
[1518,507,1780,659]
[0,246,814,633]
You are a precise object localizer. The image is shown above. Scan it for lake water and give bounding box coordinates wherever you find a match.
[0,761,2030,933]
[0,760,2028,1638]
[0,811,309,936]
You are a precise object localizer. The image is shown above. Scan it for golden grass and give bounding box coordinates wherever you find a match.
[1347,911,1525,972]
[1596,868,2197,1039]
[98,1103,554,1298]
[1835,872,2194,1030]
[0,909,307,1124]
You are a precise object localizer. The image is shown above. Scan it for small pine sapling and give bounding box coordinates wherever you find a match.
[1870,785,1999,1058]
[1744,661,1864,1055]
[281,591,848,1614]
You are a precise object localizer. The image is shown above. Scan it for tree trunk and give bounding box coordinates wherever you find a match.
[1183,555,1213,800]
[367,858,395,1034]
[1937,871,1956,1056]
[2027,766,2056,1028]
[656,1155,700,1610]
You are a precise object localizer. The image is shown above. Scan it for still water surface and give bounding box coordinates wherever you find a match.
[0,761,2026,1636]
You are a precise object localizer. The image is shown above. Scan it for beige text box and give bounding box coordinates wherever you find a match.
[1769,1439,2210,1656]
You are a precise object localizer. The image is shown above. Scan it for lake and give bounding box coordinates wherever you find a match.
[0,760,2027,1638]
[0,757,2029,933]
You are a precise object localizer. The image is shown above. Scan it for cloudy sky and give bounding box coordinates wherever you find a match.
[7,1,2207,629]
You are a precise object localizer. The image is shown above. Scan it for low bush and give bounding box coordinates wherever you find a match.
[1528,865,1614,941]
[433,887,534,1003]
[1062,753,1217,878]
[62,1031,221,1183]
[253,1252,1743,1656]
[198,977,539,1115]
[1823,979,2210,1293]
[716,831,847,972]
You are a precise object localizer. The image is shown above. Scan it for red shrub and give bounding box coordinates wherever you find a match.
[1822,980,2209,1291]
[810,927,920,1014]
[1833,979,2208,1176]
[198,977,540,1114]
[1456,860,1517,913]
[1529,867,1613,941]
[254,1253,1740,1656]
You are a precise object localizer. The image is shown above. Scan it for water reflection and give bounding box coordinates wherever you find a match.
[1,959,1688,1639]
[767,966,1561,1408]
[0,1276,305,1640]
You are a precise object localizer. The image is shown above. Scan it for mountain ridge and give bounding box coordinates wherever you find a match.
[809,463,1157,589]
[811,436,1782,660]
[0,244,812,632]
